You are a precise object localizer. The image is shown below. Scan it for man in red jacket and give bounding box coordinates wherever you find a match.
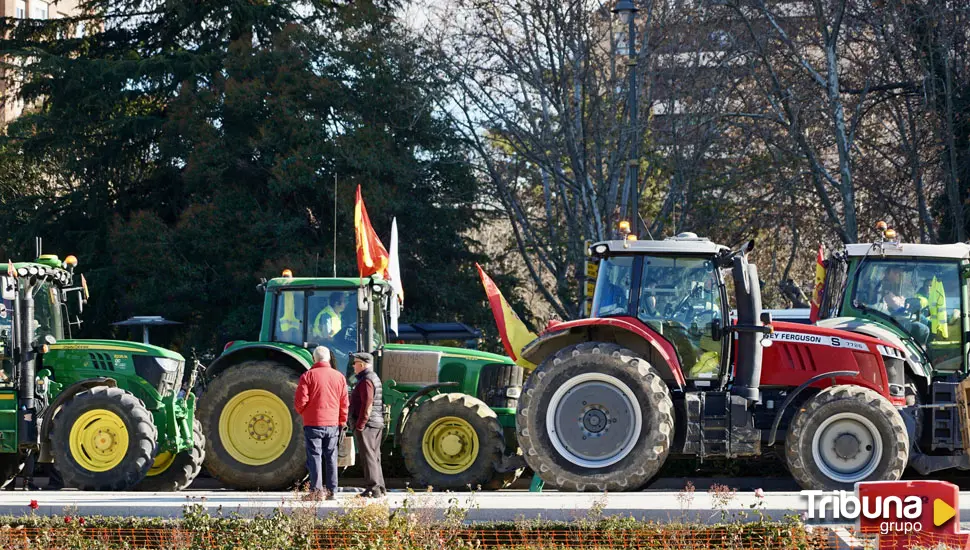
[294,346,349,501]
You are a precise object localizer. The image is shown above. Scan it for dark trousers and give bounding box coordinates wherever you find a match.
[354,426,385,494]
[304,426,340,493]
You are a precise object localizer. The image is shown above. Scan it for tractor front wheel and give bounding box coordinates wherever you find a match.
[517,342,674,492]
[197,361,305,490]
[51,386,157,490]
[137,419,206,491]
[402,393,507,490]
[786,385,908,491]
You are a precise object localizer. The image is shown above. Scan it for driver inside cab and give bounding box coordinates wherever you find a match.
[311,293,347,342]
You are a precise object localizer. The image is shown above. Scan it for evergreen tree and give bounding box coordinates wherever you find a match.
[0,0,491,355]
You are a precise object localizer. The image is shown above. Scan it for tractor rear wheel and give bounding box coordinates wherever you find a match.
[138,419,206,491]
[197,361,305,490]
[402,393,506,490]
[51,386,157,491]
[786,385,908,491]
[517,342,674,492]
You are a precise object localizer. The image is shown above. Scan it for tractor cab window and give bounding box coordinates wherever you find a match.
[306,289,358,373]
[591,256,634,317]
[638,256,722,380]
[273,290,305,346]
[34,283,64,341]
[853,260,962,371]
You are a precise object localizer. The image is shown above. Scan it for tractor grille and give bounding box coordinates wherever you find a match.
[133,355,184,397]
[477,363,525,409]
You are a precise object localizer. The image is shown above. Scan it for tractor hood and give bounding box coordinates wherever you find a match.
[816,317,931,380]
[48,339,185,360]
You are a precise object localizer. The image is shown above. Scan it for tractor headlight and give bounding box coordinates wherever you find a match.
[506,386,522,399]
[594,244,607,255]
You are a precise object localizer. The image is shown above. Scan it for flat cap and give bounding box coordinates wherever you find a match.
[350,352,374,365]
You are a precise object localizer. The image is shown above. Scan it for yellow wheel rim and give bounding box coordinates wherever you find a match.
[422,416,479,475]
[219,389,293,466]
[68,409,129,473]
[147,451,176,477]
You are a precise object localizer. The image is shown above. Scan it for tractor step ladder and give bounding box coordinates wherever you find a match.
[933,381,963,451]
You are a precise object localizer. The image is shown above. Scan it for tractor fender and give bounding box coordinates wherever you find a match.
[205,342,312,380]
[520,317,685,388]
[38,377,118,461]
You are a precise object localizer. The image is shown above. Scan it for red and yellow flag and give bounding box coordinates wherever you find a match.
[476,264,537,369]
[809,245,826,323]
[354,185,389,279]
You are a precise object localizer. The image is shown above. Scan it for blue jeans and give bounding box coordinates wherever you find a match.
[304,426,340,493]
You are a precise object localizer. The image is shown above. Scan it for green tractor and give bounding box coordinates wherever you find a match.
[0,255,203,491]
[197,272,525,491]
[817,226,970,474]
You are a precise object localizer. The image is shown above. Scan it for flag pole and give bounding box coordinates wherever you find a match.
[333,173,338,278]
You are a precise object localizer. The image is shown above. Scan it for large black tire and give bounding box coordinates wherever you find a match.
[197,361,305,490]
[517,342,674,491]
[51,386,157,491]
[786,385,908,491]
[402,393,506,490]
[137,418,206,491]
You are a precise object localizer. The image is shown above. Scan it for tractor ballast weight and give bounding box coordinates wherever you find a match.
[0,256,203,491]
[198,274,524,491]
[518,234,910,491]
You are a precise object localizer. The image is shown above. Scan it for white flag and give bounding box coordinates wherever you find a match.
[388,218,404,336]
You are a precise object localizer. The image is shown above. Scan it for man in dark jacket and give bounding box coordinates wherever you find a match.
[348,352,386,498]
[295,346,349,501]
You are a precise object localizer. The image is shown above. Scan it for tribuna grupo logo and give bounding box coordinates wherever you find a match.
[803,490,925,534]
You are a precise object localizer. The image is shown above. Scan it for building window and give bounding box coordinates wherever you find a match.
[34,2,49,19]
[15,0,26,18]
[76,22,85,38]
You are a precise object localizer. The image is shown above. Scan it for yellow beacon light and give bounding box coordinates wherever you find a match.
[884,228,897,240]
[281,269,293,278]
[64,255,78,268]
[626,234,638,241]
[875,220,888,231]
[618,220,631,232]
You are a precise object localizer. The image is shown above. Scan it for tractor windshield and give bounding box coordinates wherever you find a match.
[273,288,359,372]
[637,256,722,380]
[852,259,962,371]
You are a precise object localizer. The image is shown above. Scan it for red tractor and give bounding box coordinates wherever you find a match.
[517,234,910,491]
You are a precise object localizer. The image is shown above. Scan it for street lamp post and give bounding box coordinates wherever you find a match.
[613,0,639,237]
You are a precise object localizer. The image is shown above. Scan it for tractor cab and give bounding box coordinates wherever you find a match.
[818,226,970,381]
[587,233,752,389]
[257,274,391,375]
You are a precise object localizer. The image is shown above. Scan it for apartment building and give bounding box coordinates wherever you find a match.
[1,0,83,125]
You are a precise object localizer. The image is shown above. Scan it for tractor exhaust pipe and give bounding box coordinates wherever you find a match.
[732,256,765,402]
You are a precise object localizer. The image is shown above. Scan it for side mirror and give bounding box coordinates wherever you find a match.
[741,240,755,255]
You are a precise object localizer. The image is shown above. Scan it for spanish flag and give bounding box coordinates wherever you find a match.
[809,245,826,323]
[354,185,389,279]
[476,264,537,370]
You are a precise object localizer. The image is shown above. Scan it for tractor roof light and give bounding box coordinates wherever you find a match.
[17,267,28,277]
[371,284,383,294]
[28,266,38,276]
[626,234,638,241]
[618,220,631,232]
[593,244,608,255]
[876,221,888,231]
[64,255,78,268]
[884,228,897,240]
[281,269,293,278]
